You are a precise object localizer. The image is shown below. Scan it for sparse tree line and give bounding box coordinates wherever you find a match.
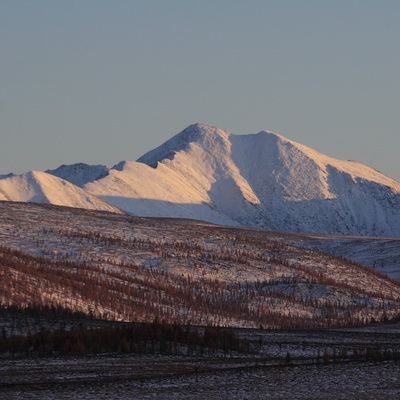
[282,345,400,366]
[312,345,400,364]
[41,227,274,265]
[1,242,400,329]
[0,305,247,357]
[47,227,400,297]
[2,305,400,367]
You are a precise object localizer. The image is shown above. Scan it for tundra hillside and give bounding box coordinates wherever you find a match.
[1,202,400,329]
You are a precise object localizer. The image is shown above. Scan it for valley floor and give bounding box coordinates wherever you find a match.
[2,356,399,399]
[2,323,400,399]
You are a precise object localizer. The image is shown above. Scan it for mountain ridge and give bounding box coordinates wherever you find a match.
[0,170,123,214]
[46,162,110,186]
[1,123,399,236]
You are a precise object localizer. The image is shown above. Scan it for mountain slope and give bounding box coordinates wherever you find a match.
[85,123,400,236]
[2,123,400,236]
[46,163,109,186]
[2,201,400,328]
[0,170,123,213]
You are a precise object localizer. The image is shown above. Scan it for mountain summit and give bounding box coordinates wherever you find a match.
[137,123,231,167]
[1,123,400,236]
[83,123,400,235]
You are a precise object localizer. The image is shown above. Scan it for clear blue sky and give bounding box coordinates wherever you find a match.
[1,0,399,180]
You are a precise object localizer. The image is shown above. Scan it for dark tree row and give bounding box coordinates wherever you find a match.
[0,314,247,357]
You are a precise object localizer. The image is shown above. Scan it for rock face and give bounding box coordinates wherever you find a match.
[2,123,400,236]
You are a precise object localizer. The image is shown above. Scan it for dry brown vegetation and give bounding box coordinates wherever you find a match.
[1,201,400,329]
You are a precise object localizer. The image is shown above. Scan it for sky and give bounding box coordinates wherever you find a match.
[1,0,399,180]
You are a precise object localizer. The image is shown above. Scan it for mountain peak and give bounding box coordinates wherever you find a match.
[177,123,231,147]
[184,122,219,132]
[109,124,400,235]
[184,122,227,132]
[137,123,231,168]
[46,163,109,187]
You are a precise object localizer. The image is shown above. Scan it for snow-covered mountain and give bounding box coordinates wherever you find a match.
[0,170,123,213]
[1,123,400,236]
[46,163,109,187]
[85,123,400,236]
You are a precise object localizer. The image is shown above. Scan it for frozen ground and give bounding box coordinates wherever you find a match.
[292,234,400,281]
[1,201,400,328]
[97,361,399,400]
[2,324,400,399]
[2,201,400,328]
[2,356,400,399]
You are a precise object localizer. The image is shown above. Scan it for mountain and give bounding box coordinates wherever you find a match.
[2,123,400,236]
[46,163,109,186]
[0,170,123,214]
[84,123,400,236]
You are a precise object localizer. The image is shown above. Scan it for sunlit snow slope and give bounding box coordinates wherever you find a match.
[84,123,400,236]
[2,123,400,236]
[0,170,123,213]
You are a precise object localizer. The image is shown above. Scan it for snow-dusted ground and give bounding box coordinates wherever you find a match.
[291,234,400,281]
[1,200,400,398]
[5,360,400,399]
[1,201,400,328]
[2,323,400,399]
